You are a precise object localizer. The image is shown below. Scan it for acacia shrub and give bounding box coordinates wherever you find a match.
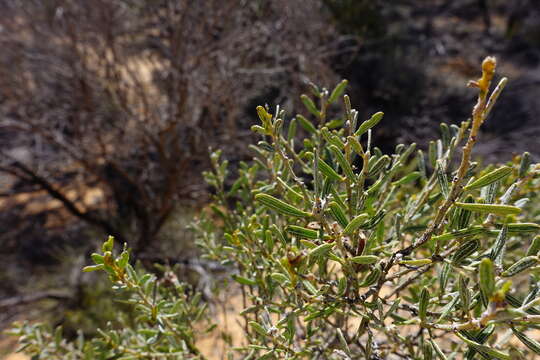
[196,56,540,359]
[10,57,540,359]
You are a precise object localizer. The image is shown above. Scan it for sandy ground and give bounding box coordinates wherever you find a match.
[4,355,27,360]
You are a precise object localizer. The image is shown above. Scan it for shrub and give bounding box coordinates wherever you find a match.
[0,0,342,257]
[10,57,540,359]
[10,236,212,359]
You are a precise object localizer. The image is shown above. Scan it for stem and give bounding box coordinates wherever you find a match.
[401,57,499,256]
[359,57,504,306]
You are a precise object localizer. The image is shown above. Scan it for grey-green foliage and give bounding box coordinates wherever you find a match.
[10,58,540,359]
[9,236,212,360]
[195,58,540,359]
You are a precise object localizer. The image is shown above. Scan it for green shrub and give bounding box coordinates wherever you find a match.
[10,57,540,359]
[9,236,212,359]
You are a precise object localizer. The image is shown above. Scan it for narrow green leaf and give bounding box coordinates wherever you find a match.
[429,339,448,360]
[300,94,320,117]
[343,213,369,235]
[336,328,351,355]
[367,155,390,178]
[479,258,495,299]
[296,114,317,134]
[309,243,334,258]
[454,202,521,216]
[102,235,114,252]
[419,287,430,322]
[362,210,386,230]
[452,239,480,265]
[519,152,531,178]
[399,143,417,164]
[512,328,540,354]
[459,276,471,312]
[328,201,349,228]
[322,177,333,198]
[249,321,267,337]
[302,280,319,295]
[456,332,510,359]
[257,141,274,152]
[328,79,348,104]
[507,223,540,233]
[433,226,488,242]
[439,263,451,294]
[326,118,343,129]
[524,285,540,305]
[337,277,347,296]
[437,294,459,323]
[359,265,381,287]
[423,340,434,360]
[505,293,540,315]
[350,255,379,264]
[399,258,432,266]
[251,125,267,135]
[452,194,473,230]
[436,160,449,199]
[417,150,427,179]
[321,127,345,149]
[255,193,310,218]
[489,224,507,265]
[329,144,355,180]
[308,82,321,97]
[366,176,384,195]
[463,325,495,359]
[271,273,289,285]
[384,298,401,320]
[277,177,303,202]
[464,166,512,191]
[232,275,258,286]
[82,264,104,272]
[428,140,437,168]
[287,118,297,141]
[91,253,104,265]
[527,236,540,256]
[117,251,129,269]
[483,181,499,203]
[440,123,450,148]
[300,240,317,249]
[392,171,421,186]
[256,105,272,123]
[355,112,384,137]
[347,136,363,157]
[344,94,352,114]
[286,225,318,239]
[502,256,538,277]
[318,158,344,182]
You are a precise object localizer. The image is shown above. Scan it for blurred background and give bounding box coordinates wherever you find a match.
[0,0,539,355]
